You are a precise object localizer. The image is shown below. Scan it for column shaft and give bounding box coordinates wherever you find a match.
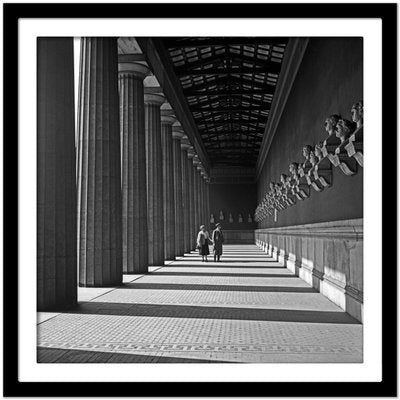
[192,163,199,238]
[172,137,184,256]
[77,37,122,287]
[145,97,165,266]
[197,169,203,228]
[187,158,195,250]
[37,37,77,310]
[161,117,176,260]
[181,148,190,253]
[119,66,148,273]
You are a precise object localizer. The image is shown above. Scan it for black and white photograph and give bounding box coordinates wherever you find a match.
[3,2,396,397]
[36,34,364,364]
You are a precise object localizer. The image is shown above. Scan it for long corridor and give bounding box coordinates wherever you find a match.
[37,245,362,363]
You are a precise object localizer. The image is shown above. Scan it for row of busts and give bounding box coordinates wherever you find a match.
[254,101,363,222]
[210,212,253,224]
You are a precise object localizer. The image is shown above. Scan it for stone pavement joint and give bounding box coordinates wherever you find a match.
[37,245,363,363]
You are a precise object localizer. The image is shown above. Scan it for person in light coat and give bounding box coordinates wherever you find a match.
[197,225,211,262]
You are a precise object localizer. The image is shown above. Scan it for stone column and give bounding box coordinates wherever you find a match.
[197,165,205,228]
[118,60,149,274]
[161,109,176,260]
[205,178,210,229]
[144,92,165,266]
[193,156,200,235]
[37,37,77,310]
[172,126,185,256]
[181,136,191,254]
[77,37,122,287]
[187,147,196,250]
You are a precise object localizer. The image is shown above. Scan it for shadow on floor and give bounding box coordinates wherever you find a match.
[120,282,314,293]
[170,264,286,270]
[37,347,230,363]
[65,302,361,324]
[150,272,297,278]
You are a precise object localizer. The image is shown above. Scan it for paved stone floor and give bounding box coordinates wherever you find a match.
[37,245,362,363]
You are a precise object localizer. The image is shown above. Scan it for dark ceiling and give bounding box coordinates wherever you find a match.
[161,37,288,168]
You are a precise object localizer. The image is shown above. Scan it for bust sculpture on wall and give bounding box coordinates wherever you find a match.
[280,173,296,206]
[351,101,363,129]
[210,214,215,224]
[247,214,253,223]
[289,163,309,200]
[228,213,233,223]
[219,210,224,221]
[314,142,324,162]
[303,150,324,192]
[335,118,356,143]
[324,114,342,136]
[238,213,243,223]
[345,101,364,167]
[301,145,314,171]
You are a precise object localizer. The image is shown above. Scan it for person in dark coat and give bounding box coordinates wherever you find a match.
[212,223,224,262]
[197,225,210,262]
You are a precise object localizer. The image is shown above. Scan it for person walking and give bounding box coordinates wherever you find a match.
[197,225,210,262]
[212,223,224,262]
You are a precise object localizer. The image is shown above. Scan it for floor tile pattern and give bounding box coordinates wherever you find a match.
[37,245,362,363]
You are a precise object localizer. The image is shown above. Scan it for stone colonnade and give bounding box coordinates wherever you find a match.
[37,37,210,310]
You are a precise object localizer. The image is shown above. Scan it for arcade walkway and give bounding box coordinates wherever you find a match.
[37,245,362,363]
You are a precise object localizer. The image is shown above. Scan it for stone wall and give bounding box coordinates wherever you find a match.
[257,37,363,229]
[255,219,363,322]
[222,230,255,244]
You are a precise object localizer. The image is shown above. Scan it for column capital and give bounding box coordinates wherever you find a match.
[144,93,165,106]
[172,126,185,140]
[187,147,195,159]
[181,136,191,151]
[118,61,150,80]
[161,110,176,125]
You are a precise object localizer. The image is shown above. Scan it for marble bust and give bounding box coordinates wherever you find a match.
[314,142,324,162]
[247,214,252,223]
[324,114,342,136]
[335,118,356,143]
[309,150,318,167]
[351,101,363,129]
[210,213,215,224]
[302,145,313,160]
[289,162,299,180]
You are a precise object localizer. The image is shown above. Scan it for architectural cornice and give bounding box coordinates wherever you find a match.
[256,38,309,180]
[256,218,363,241]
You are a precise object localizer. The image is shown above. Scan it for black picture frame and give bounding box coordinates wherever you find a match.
[3,2,397,397]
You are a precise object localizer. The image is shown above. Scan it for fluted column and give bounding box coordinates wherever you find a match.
[205,178,210,228]
[77,37,122,287]
[172,126,185,256]
[37,37,77,310]
[200,172,205,229]
[193,156,200,233]
[195,160,203,228]
[118,60,149,274]
[187,147,196,250]
[144,93,165,266]
[161,110,176,260]
[181,136,191,254]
